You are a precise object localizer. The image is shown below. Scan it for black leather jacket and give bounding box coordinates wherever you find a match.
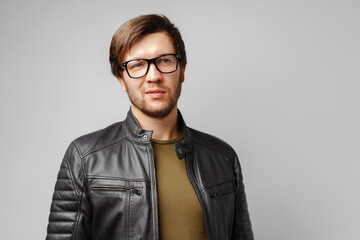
[46,110,254,240]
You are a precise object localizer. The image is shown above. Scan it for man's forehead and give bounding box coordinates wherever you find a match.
[125,32,175,60]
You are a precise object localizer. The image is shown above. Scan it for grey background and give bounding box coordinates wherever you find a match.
[1,0,359,239]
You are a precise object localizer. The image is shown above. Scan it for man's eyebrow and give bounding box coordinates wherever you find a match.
[126,53,175,61]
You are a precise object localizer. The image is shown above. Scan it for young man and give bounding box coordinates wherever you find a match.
[46,14,254,240]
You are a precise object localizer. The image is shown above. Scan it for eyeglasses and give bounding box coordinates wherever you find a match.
[121,54,180,79]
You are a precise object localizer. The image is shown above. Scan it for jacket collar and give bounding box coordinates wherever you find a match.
[124,108,192,159]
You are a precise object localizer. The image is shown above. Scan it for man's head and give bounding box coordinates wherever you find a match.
[109,14,187,119]
[109,14,187,79]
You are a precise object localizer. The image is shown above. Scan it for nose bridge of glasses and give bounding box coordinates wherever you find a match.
[146,58,162,78]
[148,57,162,73]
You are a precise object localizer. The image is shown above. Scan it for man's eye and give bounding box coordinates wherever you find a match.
[161,58,170,63]
[158,56,175,64]
[128,61,146,70]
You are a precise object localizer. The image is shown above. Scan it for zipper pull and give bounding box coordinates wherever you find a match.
[129,187,142,195]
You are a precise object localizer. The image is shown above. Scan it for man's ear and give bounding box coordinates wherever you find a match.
[116,76,127,92]
[180,66,186,83]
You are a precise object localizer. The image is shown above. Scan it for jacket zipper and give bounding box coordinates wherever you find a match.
[185,154,211,239]
[91,185,142,195]
[210,188,235,198]
[148,144,159,240]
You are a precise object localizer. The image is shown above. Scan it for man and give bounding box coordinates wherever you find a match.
[46,14,254,240]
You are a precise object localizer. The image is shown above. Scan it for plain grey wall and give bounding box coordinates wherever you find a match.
[1,0,359,239]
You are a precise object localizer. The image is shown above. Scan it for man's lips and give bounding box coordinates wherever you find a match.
[145,89,166,99]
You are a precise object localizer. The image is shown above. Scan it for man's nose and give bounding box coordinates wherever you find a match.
[145,63,162,83]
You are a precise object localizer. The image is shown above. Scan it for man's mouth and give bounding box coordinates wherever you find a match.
[145,89,166,98]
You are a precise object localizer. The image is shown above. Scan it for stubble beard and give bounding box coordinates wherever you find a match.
[125,76,182,119]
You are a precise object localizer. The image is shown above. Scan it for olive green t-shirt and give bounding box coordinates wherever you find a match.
[152,136,206,240]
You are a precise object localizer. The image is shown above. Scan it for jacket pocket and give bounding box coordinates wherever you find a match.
[210,187,235,199]
[207,180,235,199]
[206,180,236,237]
[91,184,142,195]
[86,177,150,240]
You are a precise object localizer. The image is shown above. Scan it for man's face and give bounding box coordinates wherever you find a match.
[118,31,185,119]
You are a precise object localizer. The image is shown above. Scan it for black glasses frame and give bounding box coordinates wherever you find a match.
[121,54,181,79]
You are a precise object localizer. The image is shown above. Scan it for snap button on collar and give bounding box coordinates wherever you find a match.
[142,135,148,140]
[177,148,183,155]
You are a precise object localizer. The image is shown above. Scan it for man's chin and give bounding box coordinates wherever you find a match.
[140,105,176,119]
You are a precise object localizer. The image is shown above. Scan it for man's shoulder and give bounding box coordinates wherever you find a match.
[188,127,236,159]
[70,120,126,158]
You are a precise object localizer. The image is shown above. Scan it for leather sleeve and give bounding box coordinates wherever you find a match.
[46,142,91,240]
[232,154,254,240]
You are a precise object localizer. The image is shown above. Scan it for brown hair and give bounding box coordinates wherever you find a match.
[109,14,187,78]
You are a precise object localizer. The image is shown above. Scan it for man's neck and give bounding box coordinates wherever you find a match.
[131,105,181,141]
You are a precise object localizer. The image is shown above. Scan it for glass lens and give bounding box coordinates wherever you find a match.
[156,55,177,73]
[127,59,148,78]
